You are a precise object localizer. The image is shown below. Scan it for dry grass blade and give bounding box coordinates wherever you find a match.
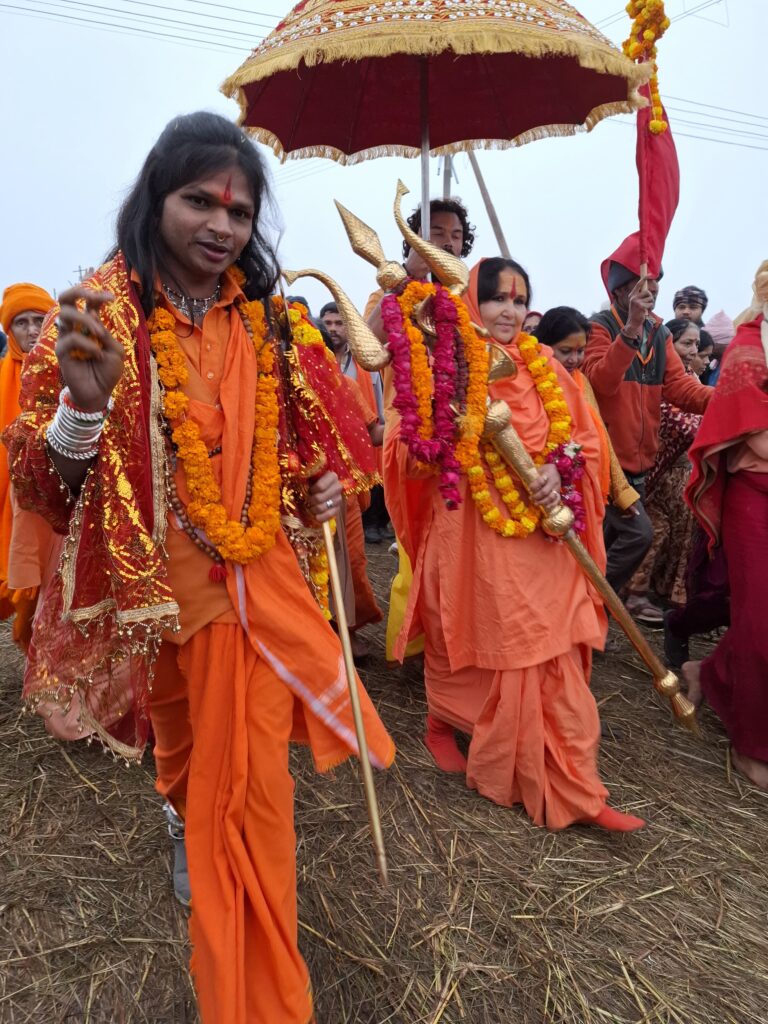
[1,553,766,1022]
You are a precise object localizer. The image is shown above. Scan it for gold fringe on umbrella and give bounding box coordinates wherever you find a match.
[221,0,651,165]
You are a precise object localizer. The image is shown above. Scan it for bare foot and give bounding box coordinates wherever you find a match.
[731,749,768,792]
[681,660,703,709]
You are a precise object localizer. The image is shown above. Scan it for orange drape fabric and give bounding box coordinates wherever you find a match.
[572,369,611,502]
[150,284,394,1023]
[152,629,313,1024]
[382,262,608,827]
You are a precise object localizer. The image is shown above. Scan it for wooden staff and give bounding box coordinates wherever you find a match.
[322,521,389,884]
[483,398,700,736]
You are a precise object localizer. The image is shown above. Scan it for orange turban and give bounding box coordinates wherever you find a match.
[0,282,55,361]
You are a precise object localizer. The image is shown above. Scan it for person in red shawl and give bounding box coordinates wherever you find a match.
[684,262,768,792]
[4,111,394,1024]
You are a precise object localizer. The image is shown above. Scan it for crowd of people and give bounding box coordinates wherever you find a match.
[0,110,764,1023]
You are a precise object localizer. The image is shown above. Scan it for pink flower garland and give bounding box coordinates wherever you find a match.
[546,441,587,534]
[382,287,465,508]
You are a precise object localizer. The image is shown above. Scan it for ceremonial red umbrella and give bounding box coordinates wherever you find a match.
[222,0,650,219]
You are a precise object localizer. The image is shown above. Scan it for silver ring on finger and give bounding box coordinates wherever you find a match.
[325,498,334,509]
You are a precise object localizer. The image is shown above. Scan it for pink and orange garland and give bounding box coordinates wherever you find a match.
[383,291,587,539]
[381,281,488,509]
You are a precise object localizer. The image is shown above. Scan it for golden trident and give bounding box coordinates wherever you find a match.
[283,181,699,736]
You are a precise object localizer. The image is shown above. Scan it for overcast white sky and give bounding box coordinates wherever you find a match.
[1,0,763,322]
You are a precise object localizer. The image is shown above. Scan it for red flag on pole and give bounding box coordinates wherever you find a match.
[636,82,679,276]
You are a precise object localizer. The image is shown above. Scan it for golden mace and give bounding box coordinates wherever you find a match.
[482,378,699,736]
[286,182,699,735]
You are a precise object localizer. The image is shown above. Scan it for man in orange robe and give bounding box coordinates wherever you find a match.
[6,112,394,1024]
[0,283,56,645]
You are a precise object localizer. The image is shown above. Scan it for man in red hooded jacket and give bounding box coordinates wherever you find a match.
[583,236,711,617]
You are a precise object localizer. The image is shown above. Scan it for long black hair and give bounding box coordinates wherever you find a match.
[477,258,532,307]
[112,111,279,315]
[534,306,590,347]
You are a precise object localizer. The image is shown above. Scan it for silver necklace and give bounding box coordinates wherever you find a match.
[163,281,221,322]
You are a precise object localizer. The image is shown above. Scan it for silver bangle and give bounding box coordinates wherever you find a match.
[46,388,112,460]
[60,386,113,422]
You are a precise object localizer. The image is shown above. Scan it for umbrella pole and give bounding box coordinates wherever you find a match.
[467,150,511,259]
[442,155,452,199]
[420,57,430,239]
[321,520,389,885]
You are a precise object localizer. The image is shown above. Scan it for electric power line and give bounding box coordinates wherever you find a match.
[1,1,254,53]
[37,0,277,34]
[597,0,724,31]
[13,0,264,44]
[609,116,768,152]
[665,94,768,125]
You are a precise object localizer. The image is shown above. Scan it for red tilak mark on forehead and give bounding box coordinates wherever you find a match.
[221,175,233,206]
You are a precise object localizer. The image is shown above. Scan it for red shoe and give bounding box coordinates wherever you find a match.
[424,714,467,773]
[584,805,646,832]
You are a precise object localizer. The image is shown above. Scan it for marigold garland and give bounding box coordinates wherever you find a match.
[465,333,575,539]
[395,281,436,443]
[623,0,671,134]
[453,296,490,472]
[147,298,281,565]
[382,280,488,508]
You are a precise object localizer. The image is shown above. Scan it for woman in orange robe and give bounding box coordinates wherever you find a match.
[385,258,644,832]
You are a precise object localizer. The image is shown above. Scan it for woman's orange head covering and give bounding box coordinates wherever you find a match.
[464,260,487,330]
[0,282,55,361]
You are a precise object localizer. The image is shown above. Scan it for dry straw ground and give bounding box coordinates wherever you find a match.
[1,546,767,1023]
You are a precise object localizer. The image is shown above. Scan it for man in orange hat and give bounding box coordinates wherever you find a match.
[583,236,711,623]
[0,283,56,643]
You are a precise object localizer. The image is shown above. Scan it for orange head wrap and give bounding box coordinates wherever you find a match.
[464,260,486,329]
[0,282,55,361]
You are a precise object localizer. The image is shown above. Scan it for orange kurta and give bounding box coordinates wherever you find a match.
[148,280,394,1024]
[384,327,610,829]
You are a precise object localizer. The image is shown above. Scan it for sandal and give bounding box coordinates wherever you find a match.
[624,593,664,626]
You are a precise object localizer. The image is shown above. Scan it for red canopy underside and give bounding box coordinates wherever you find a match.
[239,50,630,157]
